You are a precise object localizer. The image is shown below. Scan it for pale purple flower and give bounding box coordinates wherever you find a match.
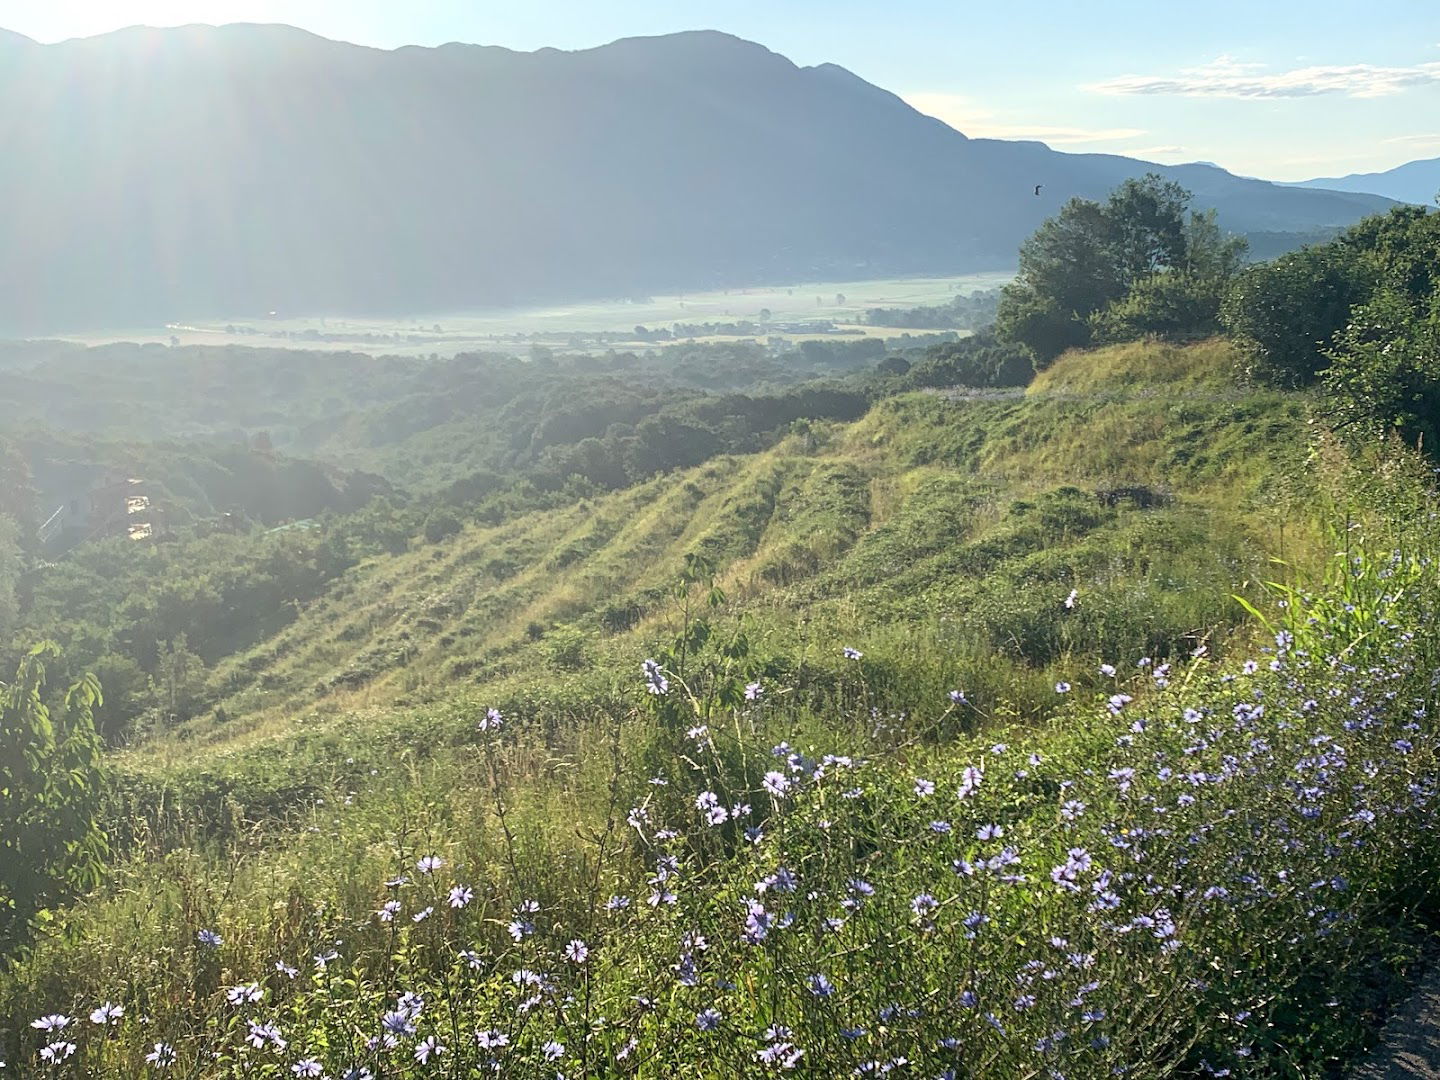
[448,885,473,908]
[89,1002,124,1025]
[146,1042,177,1067]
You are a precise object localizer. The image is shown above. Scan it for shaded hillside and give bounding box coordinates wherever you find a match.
[0,25,1394,331]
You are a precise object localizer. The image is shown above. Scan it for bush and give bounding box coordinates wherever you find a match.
[1220,244,1373,387]
[1090,271,1228,344]
[1325,290,1440,452]
[422,508,463,544]
[0,644,108,938]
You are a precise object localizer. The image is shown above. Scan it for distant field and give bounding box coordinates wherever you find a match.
[56,271,1015,357]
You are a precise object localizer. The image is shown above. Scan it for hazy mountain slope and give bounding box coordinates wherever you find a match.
[1291,156,1440,206]
[0,25,1394,332]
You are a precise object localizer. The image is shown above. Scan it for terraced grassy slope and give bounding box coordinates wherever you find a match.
[134,339,1320,792]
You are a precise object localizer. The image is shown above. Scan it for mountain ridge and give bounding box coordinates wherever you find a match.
[1291,156,1440,207]
[0,23,1395,333]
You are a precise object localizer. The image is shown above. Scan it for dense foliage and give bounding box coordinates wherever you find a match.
[0,644,108,939]
[1222,204,1440,451]
[864,287,1003,330]
[997,175,1247,365]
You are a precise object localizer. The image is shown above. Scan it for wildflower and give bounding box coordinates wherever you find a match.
[742,901,774,944]
[293,1061,324,1078]
[476,1029,510,1049]
[542,1040,565,1062]
[763,771,792,798]
[416,854,443,874]
[808,973,837,998]
[565,939,590,964]
[977,823,1004,841]
[1064,588,1078,609]
[949,689,967,704]
[697,1008,723,1030]
[90,1002,124,1025]
[914,778,935,797]
[414,1036,446,1064]
[341,1069,374,1080]
[275,962,299,979]
[226,983,263,1006]
[605,895,632,911]
[642,659,669,695]
[412,906,433,923]
[459,949,483,969]
[146,1043,177,1067]
[958,764,983,799]
[448,884,474,908]
[39,1042,76,1063]
[30,1015,72,1032]
[377,899,402,922]
[745,681,765,700]
[843,647,863,660]
[196,929,223,948]
[477,707,504,731]
[1056,681,1072,693]
[911,893,939,918]
[758,1026,805,1068]
[1099,663,1116,677]
[246,1021,287,1052]
[382,1011,417,1037]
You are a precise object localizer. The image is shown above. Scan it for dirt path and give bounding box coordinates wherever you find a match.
[1350,966,1440,1078]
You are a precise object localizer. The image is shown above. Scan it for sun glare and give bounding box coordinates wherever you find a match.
[16,0,285,42]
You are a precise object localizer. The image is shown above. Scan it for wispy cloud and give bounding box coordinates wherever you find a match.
[902,92,1144,144]
[1090,54,1440,99]
[1384,133,1440,148]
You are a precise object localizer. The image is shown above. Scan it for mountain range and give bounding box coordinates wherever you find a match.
[0,24,1400,333]
[1292,157,1440,207]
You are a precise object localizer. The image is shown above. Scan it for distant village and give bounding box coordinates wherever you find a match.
[36,474,164,551]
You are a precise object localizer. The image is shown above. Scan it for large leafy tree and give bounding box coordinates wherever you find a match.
[998,174,1239,366]
[0,643,109,937]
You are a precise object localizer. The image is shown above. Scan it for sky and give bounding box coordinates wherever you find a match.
[2,0,1439,180]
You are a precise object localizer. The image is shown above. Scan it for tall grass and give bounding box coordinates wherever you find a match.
[6,339,1419,1077]
[3,486,1437,1076]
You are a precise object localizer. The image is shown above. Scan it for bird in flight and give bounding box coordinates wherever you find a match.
[1034,184,1043,197]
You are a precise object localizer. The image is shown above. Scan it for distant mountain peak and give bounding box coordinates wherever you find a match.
[0,26,36,47]
[0,22,1397,334]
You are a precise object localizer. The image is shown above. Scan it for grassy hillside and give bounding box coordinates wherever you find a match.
[13,337,1428,1080]
[133,340,1313,770]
